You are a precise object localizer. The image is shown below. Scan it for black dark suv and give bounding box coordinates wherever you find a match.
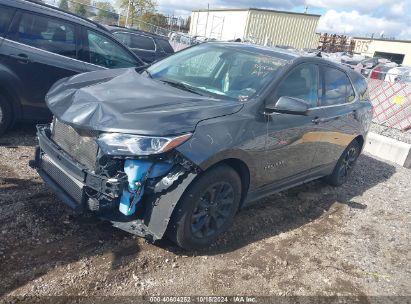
[106,25,174,64]
[31,43,373,250]
[0,0,144,134]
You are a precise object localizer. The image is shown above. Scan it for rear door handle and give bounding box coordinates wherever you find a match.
[9,53,30,64]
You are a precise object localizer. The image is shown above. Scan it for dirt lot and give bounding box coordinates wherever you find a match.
[0,125,410,299]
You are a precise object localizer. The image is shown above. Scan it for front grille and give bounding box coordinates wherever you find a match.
[52,119,98,170]
[42,154,84,204]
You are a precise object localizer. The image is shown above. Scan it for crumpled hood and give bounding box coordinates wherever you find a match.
[46,68,243,136]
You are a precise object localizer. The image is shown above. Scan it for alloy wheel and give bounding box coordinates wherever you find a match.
[338,146,358,179]
[190,182,235,239]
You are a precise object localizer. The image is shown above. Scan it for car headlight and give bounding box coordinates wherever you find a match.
[97,133,192,156]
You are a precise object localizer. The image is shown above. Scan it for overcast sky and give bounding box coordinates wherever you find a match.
[138,0,411,39]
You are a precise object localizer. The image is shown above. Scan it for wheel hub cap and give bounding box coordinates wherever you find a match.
[190,182,234,238]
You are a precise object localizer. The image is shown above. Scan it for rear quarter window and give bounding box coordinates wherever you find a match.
[0,5,15,37]
[85,29,141,68]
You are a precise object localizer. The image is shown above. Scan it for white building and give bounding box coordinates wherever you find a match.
[353,37,411,65]
[190,8,321,49]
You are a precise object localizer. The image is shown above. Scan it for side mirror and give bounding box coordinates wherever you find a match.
[265,96,309,115]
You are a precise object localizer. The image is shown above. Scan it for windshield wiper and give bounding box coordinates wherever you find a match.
[143,70,152,78]
[135,63,152,76]
[160,79,203,96]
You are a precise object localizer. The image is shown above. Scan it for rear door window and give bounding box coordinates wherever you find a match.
[13,12,77,58]
[130,34,155,51]
[322,67,356,106]
[85,29,140,68]
[157,39,174,54]
[0,5,15,37]
[350,72,369,101]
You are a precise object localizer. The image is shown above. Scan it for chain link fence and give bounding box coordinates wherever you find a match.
[347,64,411,132]
[365,69,411,131]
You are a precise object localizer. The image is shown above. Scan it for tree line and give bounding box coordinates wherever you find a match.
[56,0,190,31]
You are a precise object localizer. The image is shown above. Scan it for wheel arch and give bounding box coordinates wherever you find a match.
[162,156,252,240]
[204,158,251,208]
[0,74,23,122]
[354,134,365,150]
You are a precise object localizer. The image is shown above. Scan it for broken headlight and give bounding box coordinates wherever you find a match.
[97,133,192,156]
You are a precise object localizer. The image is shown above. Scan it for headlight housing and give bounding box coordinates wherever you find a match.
[97,133,192,156]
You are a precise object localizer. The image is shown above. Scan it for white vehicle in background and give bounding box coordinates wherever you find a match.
[385,66,411,84]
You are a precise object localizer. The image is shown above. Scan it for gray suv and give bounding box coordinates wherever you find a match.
[31,43,373,250]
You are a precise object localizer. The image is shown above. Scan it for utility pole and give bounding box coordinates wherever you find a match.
[205,3,209,37]
[195,11,199,36]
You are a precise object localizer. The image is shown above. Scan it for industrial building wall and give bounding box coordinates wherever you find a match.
[244,10,320,49]
[190,10,249,41]
[354,39,411,65]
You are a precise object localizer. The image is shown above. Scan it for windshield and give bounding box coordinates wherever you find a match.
[147,44,287,101]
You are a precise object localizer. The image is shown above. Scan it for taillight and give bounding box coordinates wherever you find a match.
[370,67,381,79]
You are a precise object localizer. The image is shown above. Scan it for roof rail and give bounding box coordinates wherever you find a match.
[24,0,109,32]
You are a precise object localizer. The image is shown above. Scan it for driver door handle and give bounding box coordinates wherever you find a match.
[313,115,344,124]
[9,53,30,64]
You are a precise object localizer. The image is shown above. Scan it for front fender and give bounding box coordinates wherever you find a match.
[176,112,265,191]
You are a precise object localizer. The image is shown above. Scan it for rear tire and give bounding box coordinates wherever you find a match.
[168,165,242,250]
[326,140,361,186]
[0,95,13,136]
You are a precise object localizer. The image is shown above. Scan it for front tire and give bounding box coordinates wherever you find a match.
[326,140,361,186]
[168,165,242,250]
[0,95,13,136]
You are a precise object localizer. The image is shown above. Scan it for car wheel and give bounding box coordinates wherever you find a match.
[168,165,242,250]
[326,140,361,186]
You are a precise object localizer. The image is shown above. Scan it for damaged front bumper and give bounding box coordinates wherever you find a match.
[30,125,198,241]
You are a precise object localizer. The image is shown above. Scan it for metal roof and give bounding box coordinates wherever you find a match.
[353,37,411,44]
[192,8,321,18]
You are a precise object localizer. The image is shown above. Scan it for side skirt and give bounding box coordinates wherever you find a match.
[243,163,335,208]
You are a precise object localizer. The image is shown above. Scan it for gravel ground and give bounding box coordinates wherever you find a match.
[370,122,411,144]
[0,124,410,300]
